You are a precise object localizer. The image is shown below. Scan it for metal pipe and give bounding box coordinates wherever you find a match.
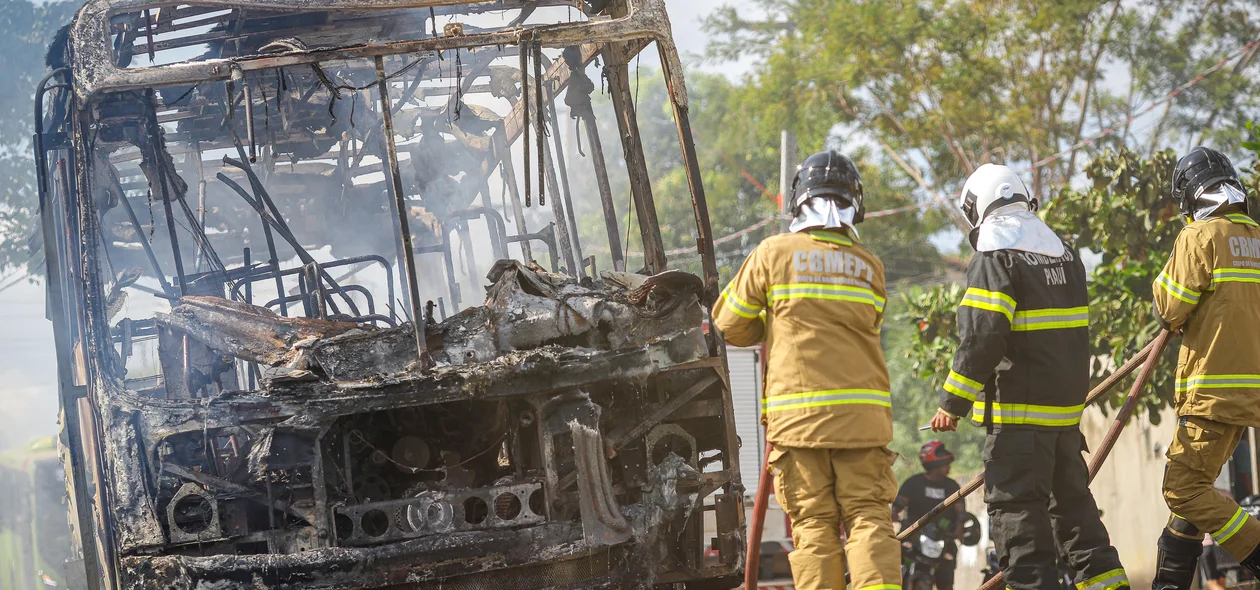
[496,134,532,262]
[542,144,577,275]
[603,52,667,273]
[244,82,257,163]
[193,141,207,272]
[579,110,624,271]
[375,55,430,367]
[980,330,1172,590]
[243,247,257,390]
[220,155,355,316]
[216,173,287,315]
[118,197,176,298]
[519,36,531,207]
[150,142,188,294]
[534,36,546,208]
[665,98,719,302]
[544,74,585,275]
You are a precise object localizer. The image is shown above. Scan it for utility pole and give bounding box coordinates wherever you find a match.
[779,130,796,233]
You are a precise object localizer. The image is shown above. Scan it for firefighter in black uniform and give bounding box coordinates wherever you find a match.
[930,164,1130,590]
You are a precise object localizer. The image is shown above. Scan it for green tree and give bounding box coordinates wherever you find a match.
[568,64,947,285]
[0,0,78,279]
[704,0,1260,205]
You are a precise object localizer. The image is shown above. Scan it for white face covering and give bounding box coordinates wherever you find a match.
[790,196,859,235]
[1193,183,1248,221]
[974,203,1066,258]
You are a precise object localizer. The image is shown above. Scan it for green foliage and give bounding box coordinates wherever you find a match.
[0,1,78,277]
[884,313,985,480]
[894,283,964,393]
[704,0,1260,203]
[1040,148,1182,416]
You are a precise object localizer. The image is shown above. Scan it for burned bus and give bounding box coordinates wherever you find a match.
[33,0,745,588]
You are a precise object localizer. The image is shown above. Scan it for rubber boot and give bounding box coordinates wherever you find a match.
[1151,531,1202,590]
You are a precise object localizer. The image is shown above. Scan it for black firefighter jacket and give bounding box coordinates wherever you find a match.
[938,242,1091,430]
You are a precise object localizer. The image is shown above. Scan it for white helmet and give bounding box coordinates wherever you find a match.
[958,164,1036,228]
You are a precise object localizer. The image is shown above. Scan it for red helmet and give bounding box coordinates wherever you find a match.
[919,440,955,470]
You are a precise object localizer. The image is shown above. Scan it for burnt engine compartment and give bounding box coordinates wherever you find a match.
[105,264,743,589]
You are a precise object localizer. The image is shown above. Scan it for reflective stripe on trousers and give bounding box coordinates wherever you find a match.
[1076,568,1129,590]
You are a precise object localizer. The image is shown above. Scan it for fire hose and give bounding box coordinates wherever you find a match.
[742,330,1171,588]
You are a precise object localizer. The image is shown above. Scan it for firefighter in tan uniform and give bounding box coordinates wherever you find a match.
[1151,146,1260,589]
[714,150,900,590]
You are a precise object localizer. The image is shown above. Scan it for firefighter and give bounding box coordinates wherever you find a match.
[931,164,1129,590]
[1150,146,1260,588]
[894,441,964,590]
[714,150,899,590]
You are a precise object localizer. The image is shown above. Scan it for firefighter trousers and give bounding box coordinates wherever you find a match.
[1163,415,1260,559]
[769,445,901,590]
[983,429,1128,590]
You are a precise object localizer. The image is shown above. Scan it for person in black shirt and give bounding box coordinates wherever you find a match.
[895,440,964,590]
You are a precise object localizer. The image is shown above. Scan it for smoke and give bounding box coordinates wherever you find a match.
[0,280,61,452]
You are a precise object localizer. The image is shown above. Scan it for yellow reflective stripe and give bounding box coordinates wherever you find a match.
[1213,507,1249,545]
[1176,374,1260,393]
[763,389,892,412]
[767,283,886,313]
[1213,267,1260,286]
[809,229,854,246]
[971,401,1085,427]
[1156,272,1201,304]
[960,287,1016,322]
[1077,568,1129,590]
[720,287,763,319]
[944,370,983,402]
[1011,306,1089,331]
[1227,213,1260,227]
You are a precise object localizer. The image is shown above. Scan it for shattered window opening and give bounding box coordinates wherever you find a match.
[37,1,742,588]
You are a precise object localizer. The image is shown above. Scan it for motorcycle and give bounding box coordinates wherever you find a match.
[903,512,982,590]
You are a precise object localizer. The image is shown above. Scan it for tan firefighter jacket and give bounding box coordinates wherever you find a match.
[1154,208,1260,426]
[713,229,892,449]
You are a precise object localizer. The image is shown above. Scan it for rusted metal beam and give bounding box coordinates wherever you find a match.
[73,0,667,102]
[543,59,586,275]
[603,47,666,273]
[375,55,430,367]
[493,133,532,262]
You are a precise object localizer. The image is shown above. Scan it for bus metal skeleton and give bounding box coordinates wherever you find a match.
[34,0,746,587]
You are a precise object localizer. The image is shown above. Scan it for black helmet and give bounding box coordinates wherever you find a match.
[790,150,865,223]
[1172,147,1244,218]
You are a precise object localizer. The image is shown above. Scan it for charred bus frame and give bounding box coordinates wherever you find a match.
[36,0,744,588]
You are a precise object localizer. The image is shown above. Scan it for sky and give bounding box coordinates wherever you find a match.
[0,0,743,451]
